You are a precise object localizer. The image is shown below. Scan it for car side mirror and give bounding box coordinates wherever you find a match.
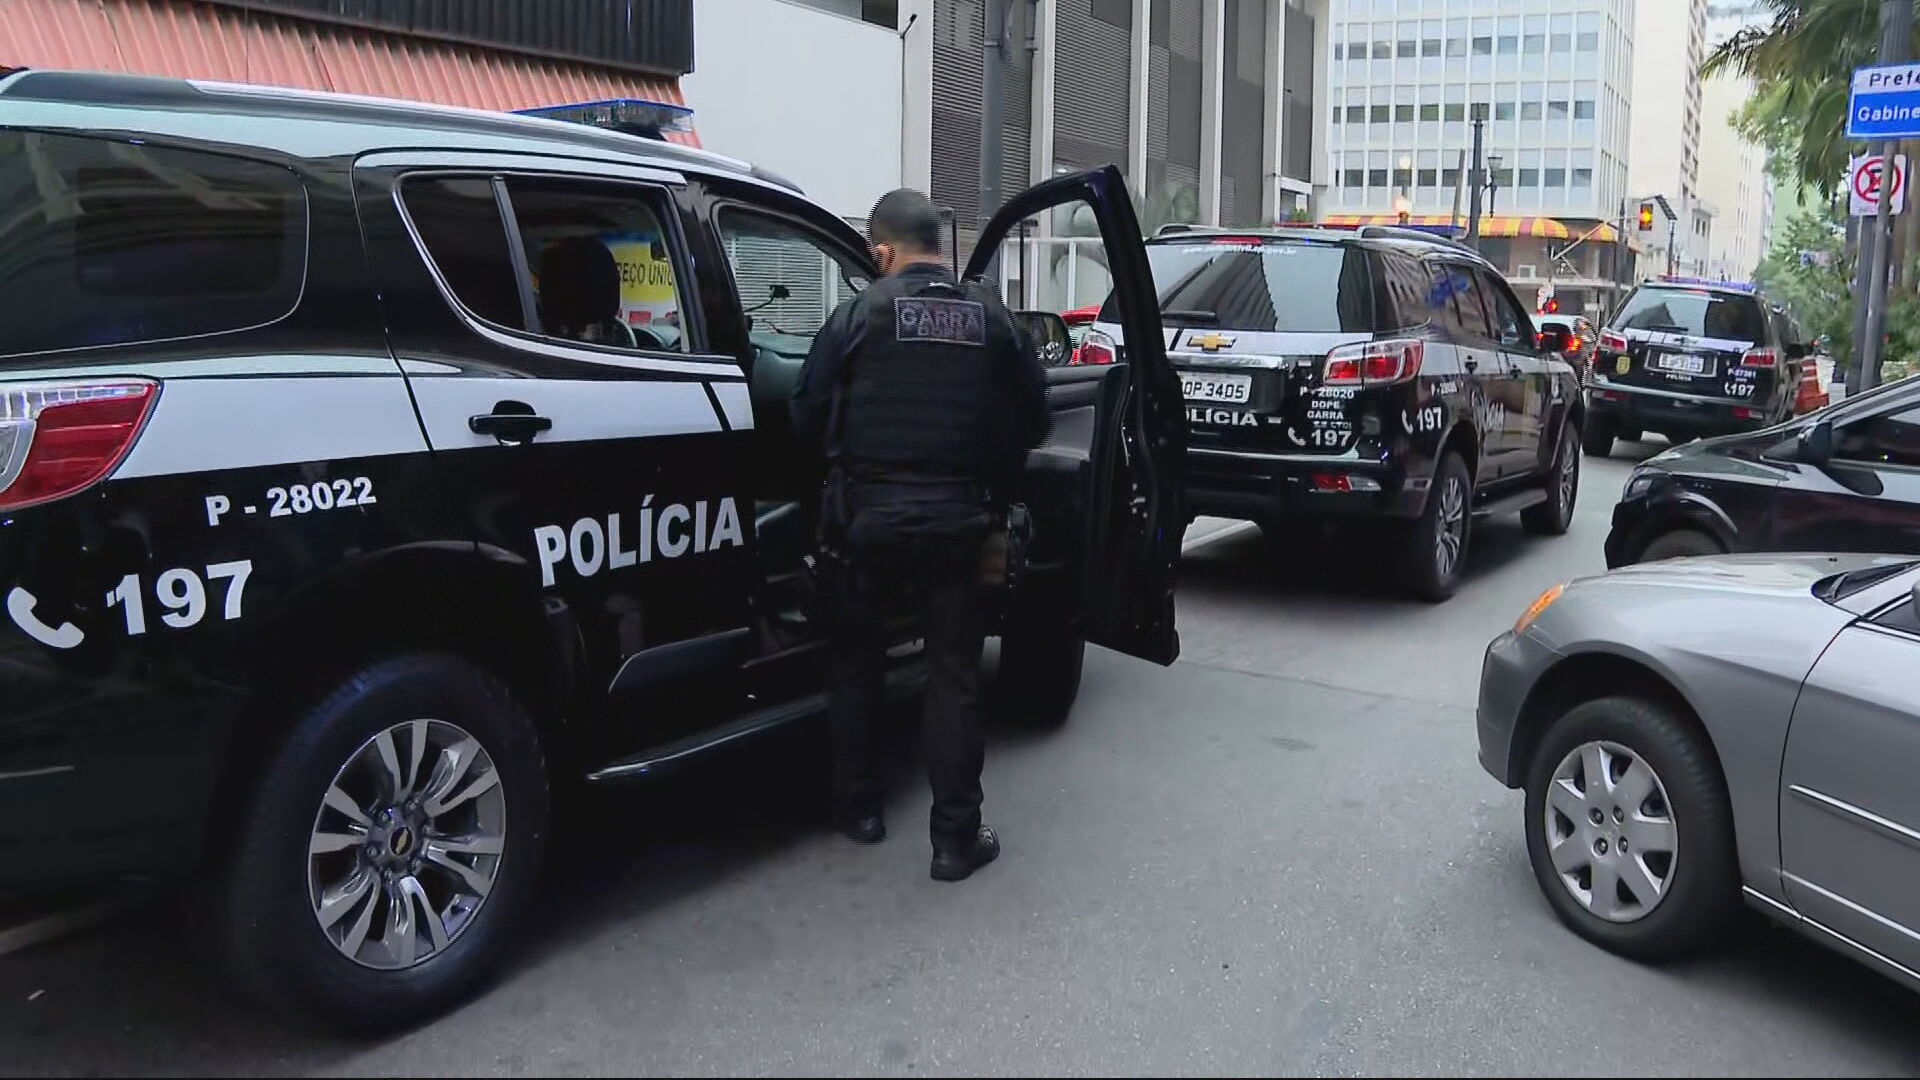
[1800,419,1834,466]
[1013,310,1074,367]
[1535,325,1571,354]
[1786,342,1810,361]
[770,284,792,301]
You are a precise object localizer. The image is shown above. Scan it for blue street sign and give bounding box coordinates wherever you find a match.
[1848,63,1920,139]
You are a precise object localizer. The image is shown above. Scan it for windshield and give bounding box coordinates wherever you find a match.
[1611,286,1765,342]
[1099,239,1375,333]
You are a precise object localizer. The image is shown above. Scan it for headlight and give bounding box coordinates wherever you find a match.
[1622,468,1661,499]
[1514,583,1566,635]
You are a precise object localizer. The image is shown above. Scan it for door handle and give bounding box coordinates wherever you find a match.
[469,400,552,444]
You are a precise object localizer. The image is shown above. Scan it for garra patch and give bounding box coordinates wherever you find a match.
[894,296,987,345]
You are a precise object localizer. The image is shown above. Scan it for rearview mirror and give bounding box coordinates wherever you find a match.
[1536,325,1571,354]
[1013,310,1074,367]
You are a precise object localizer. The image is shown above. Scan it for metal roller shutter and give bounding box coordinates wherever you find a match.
[931,0,1034,255]
[1053,0,1131,173]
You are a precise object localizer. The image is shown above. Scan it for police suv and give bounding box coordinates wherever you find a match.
[1088,226,1584,600]
[0,71,1184,1030]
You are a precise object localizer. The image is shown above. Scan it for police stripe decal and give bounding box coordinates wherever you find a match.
[114,376,429,479]
[406,377,724,450]
[710,382,755,431]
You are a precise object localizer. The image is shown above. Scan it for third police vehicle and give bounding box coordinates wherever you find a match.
[0,71,1185,1030]
[1088,225,1584,600]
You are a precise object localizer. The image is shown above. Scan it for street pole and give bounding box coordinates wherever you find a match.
[1859,0,1913,392]
[1666,218,1677,278]
[1466,107,1486,248]
[979,0,1010,237]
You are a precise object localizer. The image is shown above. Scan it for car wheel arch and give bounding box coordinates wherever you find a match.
[1631,494,1738,561]
[1440,421,1481,485]
[1506,649,1729,804]
[199,543,579,870]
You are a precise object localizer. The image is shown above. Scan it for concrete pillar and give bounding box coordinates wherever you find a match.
[1200,0,1225,224]
[1262,0,1286,222]
[1131,0,1151,185]
[899,0,934,196]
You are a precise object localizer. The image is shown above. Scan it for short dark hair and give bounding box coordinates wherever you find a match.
[868,188,943,254]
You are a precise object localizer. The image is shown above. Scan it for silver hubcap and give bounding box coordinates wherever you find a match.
[308,719,507,970]
[1435,475,1467,577]
[1544,740,1677,922]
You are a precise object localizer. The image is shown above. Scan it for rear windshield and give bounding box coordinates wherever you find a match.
[1611,286,1765,343]
[0,130,307,358]
[1100,239,1375,333]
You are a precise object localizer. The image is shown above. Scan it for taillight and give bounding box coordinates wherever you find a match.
[1077,329,1118,366]
[1567,334,1584,353]
[1741,347,1778,369]
[0,381,158,512]
[1323,339,1424,386]
[1600,331,1629,353]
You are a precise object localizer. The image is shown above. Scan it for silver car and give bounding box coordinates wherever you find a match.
[1478,552,1920,988]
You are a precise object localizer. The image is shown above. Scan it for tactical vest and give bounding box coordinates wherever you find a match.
[839,269,1010,477]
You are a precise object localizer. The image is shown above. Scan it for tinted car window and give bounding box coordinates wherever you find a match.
[1104,239,1375,332]
[1375,253,1436,330]
[1612,286,1766,342]
[508,178,692,352]
[1476,269,1532,347]
[1836,404,1920,469]
[1430,262,1492,339]
[0,131,306,358]
[401,176,524,330]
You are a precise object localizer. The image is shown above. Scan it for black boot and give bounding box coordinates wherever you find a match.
[930,825,1000,882]
[835,811,886,844]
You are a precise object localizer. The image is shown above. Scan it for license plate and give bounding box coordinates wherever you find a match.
[1181,371,1253,404]
[1653,352,1713,376]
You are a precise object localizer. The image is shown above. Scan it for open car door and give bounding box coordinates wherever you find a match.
[963,166,1186,665]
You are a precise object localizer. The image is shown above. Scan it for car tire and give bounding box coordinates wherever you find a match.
[211,653,549,1033]
[1523,695,1738,961]
[1638,529,1723,563]
[1582,416,1615,458]
[1522,423,1580,536]
[996,619,1085,728]
[1401,451,1471,602]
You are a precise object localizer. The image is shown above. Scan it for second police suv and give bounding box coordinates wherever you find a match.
[1087,225,1585,599]
[0,71,1187,1030]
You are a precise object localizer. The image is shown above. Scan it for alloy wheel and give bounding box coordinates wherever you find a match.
[307,719,507,970]
[1435,474,1467,578]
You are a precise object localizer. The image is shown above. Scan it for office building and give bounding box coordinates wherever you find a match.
[1319,0,1639,316]
[1628,0,1711,279]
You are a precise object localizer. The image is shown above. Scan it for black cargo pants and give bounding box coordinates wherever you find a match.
[828,476,992,852]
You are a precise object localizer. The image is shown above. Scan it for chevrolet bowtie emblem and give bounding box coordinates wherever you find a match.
[1189,332,1236,352]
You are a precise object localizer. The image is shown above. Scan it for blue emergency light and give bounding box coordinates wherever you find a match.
[1656,275,1754,292]
[516,98,694,139]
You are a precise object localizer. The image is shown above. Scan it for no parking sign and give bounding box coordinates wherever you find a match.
[1849,153,1908,215]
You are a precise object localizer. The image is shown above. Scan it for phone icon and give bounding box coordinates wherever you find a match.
[6,587,84,650]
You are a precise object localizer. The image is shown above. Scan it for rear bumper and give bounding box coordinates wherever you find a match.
[1185,447,1427,523]
[1587,382,1775,437]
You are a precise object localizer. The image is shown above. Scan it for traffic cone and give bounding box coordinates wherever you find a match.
[1794,361,1829,414]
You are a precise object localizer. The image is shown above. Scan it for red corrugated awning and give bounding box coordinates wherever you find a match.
[0,0,698,146]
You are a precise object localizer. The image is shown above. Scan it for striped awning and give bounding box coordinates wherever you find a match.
[1320,215,1622,243]
[1,0,697,145]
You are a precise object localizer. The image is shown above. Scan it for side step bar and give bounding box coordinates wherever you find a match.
[584,665,928,784]
[1473,486,1548,518]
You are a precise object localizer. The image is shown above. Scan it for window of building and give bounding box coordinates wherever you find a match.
[1444,103,1466,121]
[1442,167,1462,187]
[1393,164,1413,187]
[1398,36,1417,57]
[1422,37,1441,56]
[1548,99,1570,119]
[1572,168,1594,189]
[1550,32,1571,53]
[1497,34,1518,54]
[1333,42,1345,61]
[1446,35,1468,57]
[1472,36,1493,55]
[0,131,308,358]
[1495,100,1516,121]
[1576,31,1599,51]
[1332,106,1342,125]
[1574,99,1595,120]
[1417,168,1439,186]
[1343,168,1366,187]
[1395,104,1415,122]
[1373,40,1393,59]
[1369,168,1390,187]
[1420,102,1441,121]
[1518,167,1540,187]
[1521,101,1543,120]
[1371,104,1391,123]
[1523,33,1545,54]
[1347,104,1368,123]
[1544,167,1567,187]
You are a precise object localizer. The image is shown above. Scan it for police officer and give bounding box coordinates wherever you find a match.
[792,189,1048,882]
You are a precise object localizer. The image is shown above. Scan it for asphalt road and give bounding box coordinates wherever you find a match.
[7,440,1919,1077]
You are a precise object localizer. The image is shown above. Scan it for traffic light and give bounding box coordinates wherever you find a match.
[1638,202,1655,230]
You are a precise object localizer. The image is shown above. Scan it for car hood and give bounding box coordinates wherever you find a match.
[1637,424,1806,484]
[1583,551,1899,597]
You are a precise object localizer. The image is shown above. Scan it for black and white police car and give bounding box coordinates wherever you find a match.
[1087,225,1584,600]
[0,70,1185,1030]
